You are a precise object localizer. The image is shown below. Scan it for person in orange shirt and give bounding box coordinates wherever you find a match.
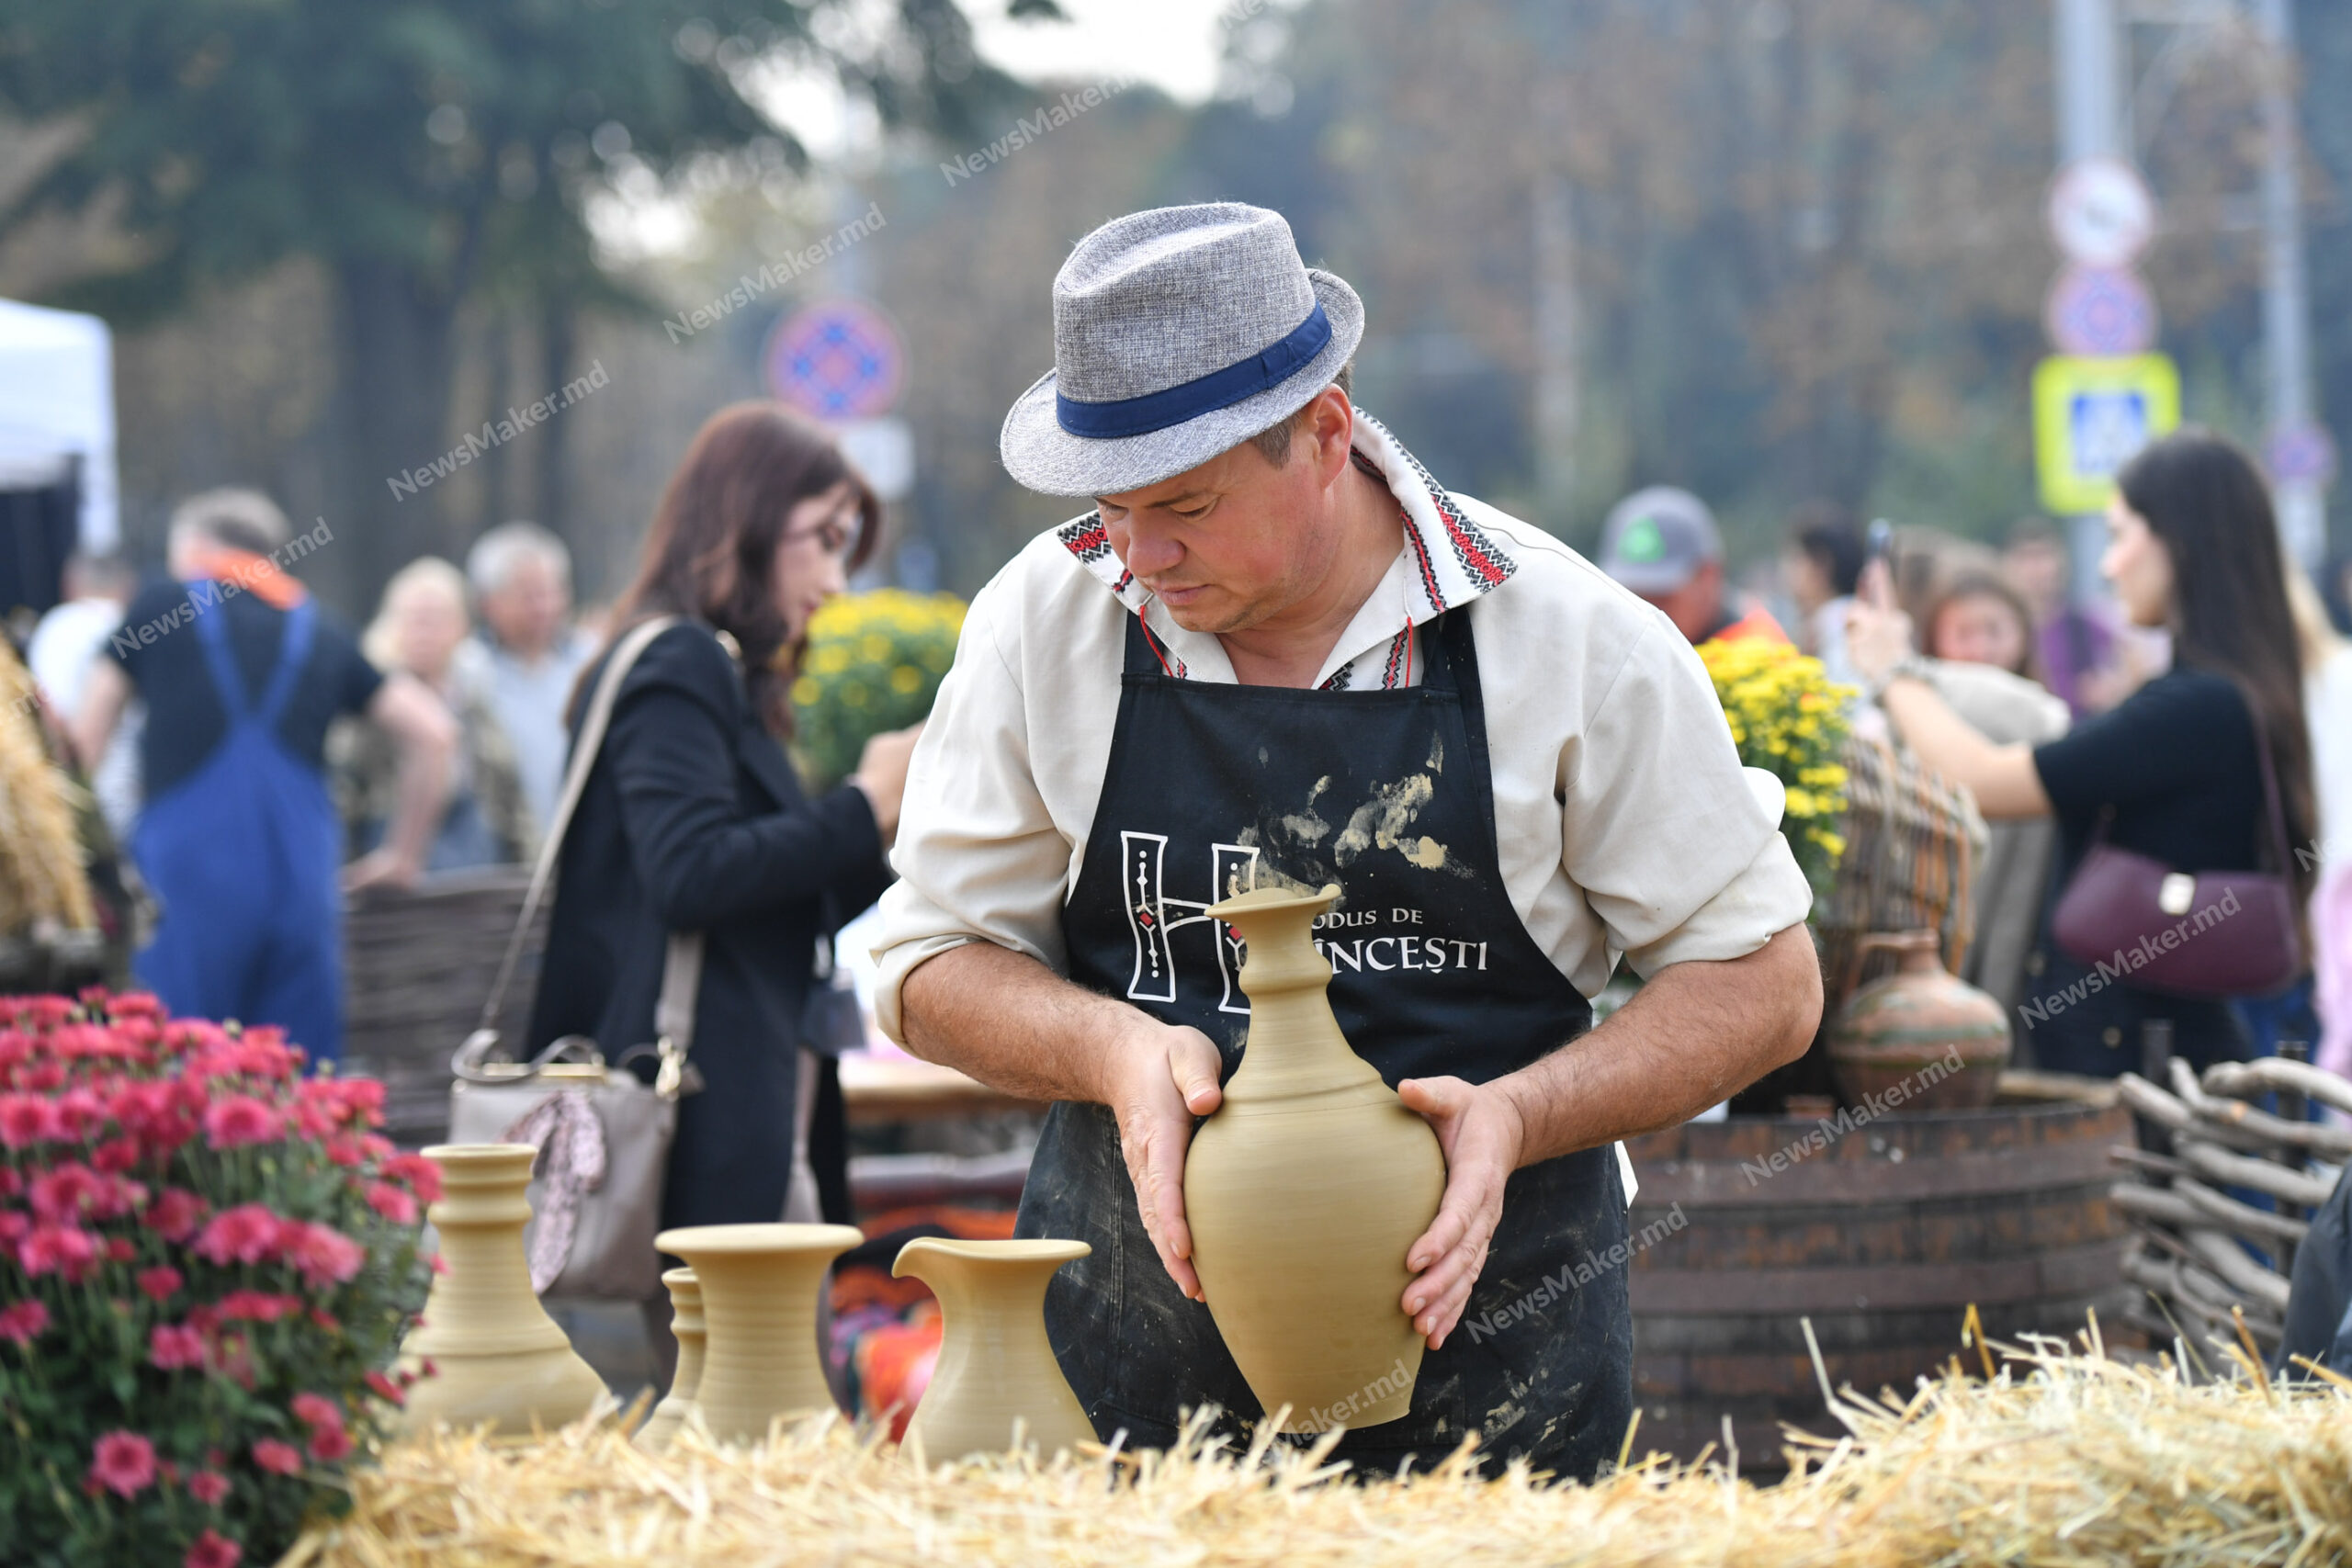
[1597,486,1789,646]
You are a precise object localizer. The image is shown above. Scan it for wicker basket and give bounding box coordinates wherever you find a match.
[1815,733,1986,1015]
[1738,733,1986,1111]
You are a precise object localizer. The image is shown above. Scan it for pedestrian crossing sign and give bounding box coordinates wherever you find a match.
[2032,354,2181,514]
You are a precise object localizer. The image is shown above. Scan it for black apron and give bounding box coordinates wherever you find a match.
[1015,605,1633,1481]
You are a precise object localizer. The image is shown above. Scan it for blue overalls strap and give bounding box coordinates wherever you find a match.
[254,599,317,729]
[189,589,252,723]
[187,592,316,730]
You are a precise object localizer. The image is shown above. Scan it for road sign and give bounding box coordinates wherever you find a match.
[2043,264,2158,356]
[763,299,905,423]
[2032,354,2181,514]
[2267,421,2338,488]
[2047,156,2157,270]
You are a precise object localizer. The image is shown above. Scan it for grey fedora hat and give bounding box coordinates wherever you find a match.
[1000,203,1365,497]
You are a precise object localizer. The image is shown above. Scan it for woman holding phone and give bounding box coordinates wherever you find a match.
[1845,429,2314,1074]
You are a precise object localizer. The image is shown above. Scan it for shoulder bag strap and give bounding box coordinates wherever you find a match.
[455,615,680,1081]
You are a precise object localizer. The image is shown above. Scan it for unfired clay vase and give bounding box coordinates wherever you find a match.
[653,1223,861,1444]
[1183,885,1447,1433]
[891,1238,1094,1462]
[1830,930,2013,1111]
[633,1267,705,1453]
[394,1144,607,1438]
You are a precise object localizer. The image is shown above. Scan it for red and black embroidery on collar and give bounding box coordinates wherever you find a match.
[1057,512,1114,566]
[1380,626,1412,689]
[1349,425,1513,615]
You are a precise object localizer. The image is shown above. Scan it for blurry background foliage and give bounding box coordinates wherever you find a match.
[0,0,2345,614]
[789,589,966,789]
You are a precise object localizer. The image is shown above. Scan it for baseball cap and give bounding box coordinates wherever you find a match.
[1597,486,1723,595]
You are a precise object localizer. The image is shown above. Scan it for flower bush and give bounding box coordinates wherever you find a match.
[1696,636,1857,905]
[789,589,967,788]
[0,991,434,1568]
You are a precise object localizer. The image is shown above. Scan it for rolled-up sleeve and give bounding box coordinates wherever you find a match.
[869,588,1073,1043]
[1562,621,1815,978]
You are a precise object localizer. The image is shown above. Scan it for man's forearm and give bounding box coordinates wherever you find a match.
[383,736,451,869]
[1496,922,1821,1166]
[898,940,1151,1105]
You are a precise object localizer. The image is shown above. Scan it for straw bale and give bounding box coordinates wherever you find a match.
[0,639,95,936]
[293,1335,2352,1567]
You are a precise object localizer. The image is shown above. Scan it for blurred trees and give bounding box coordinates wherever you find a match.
[858,0,2345,586]
[848,1,2070,578]
[0,0,1050,601]
[1204,0,2060,548]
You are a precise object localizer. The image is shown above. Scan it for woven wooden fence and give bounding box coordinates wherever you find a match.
[343,867,538,1145]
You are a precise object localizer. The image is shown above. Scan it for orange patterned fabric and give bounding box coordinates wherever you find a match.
[829,1204,1020,1436]
[854,1304,942,1440]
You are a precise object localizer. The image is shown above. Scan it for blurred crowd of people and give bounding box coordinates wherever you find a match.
[25,499,616,1063]
[1597,435,2352,1085]
[19,406,916,1382]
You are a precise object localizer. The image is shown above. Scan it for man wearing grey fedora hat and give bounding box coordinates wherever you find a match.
[871,203,1822,1479]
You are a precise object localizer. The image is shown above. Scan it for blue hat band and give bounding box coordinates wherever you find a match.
[1055,301,1332,441]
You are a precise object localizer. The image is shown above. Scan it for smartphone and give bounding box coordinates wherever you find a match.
[1863,519,1895,607]
[1864,518,1894,571]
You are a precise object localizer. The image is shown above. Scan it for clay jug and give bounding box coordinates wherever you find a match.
[633,1268,705,1453]
[653,1223,861,1445]
[394,1144,607,1438]
[1829,930,2012,1111]
[1183,884,1447,1434]
[891,1238,1094,1462]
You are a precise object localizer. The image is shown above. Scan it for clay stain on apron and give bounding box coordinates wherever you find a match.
[1333,773,1459,875]
[1281,775,1334,844]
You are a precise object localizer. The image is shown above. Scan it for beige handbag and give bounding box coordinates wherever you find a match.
[448,616,700,1302]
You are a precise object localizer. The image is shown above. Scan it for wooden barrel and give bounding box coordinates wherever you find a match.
[1625,1091,2132,1467]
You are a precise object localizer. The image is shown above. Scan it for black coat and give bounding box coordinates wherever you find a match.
[526,622,889,1235]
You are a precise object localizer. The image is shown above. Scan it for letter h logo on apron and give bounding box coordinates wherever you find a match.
[1120,832,1260,1014]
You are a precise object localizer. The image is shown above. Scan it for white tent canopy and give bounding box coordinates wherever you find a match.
[0,298,119,552]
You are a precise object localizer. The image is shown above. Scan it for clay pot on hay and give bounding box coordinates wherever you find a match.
[634,1268,705,1453]
[891,1237,1093,1462]
[395,1144,607,1438]
[654,1223,861,1444]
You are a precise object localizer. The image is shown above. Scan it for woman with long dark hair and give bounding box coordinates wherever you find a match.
[526,402,916,1270]
[1848,428,2315,1073]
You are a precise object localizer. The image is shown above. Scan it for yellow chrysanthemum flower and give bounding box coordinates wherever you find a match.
[792,589,968,785]
[1696,634,1859,903]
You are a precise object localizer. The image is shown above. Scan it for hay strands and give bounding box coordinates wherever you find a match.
[296,1325,2352,1568]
